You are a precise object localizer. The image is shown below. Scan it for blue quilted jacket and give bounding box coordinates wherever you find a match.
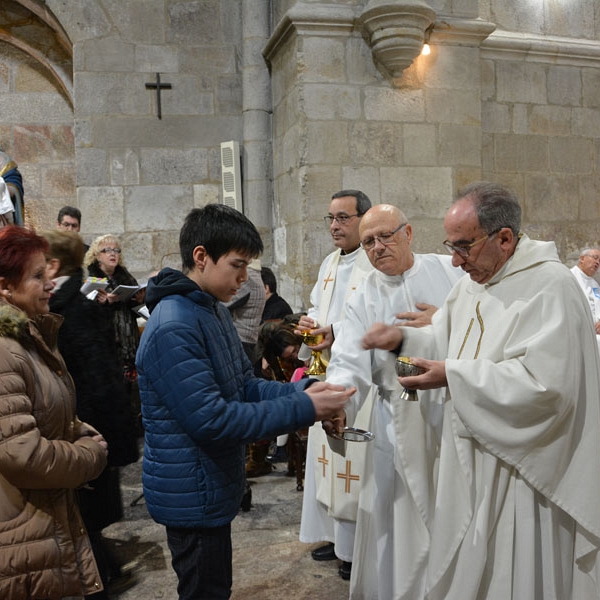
[137,268,315,528]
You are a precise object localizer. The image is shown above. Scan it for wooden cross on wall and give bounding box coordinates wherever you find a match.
[145,73,172,119]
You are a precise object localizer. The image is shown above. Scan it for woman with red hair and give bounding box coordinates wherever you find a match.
[0,225,108,599]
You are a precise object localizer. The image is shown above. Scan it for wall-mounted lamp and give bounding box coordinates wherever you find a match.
[421,23,434,57]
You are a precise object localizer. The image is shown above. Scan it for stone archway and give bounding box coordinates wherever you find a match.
[0,0,74,229]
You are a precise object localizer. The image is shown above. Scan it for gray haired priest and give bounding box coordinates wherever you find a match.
[363,182,600,599]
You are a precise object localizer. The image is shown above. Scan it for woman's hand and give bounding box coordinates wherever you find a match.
[90,434,109,456]
[96,289,109,304]
[133,290,145,305]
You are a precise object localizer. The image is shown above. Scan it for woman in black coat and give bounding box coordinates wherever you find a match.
[44,230,139,598]
[83,234,142,384]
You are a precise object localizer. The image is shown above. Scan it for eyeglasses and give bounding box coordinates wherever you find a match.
[323,213,360,225]
[99,247,121,254]
[442,230,500,258]
[360,223,407,251]
[59,222,79,230]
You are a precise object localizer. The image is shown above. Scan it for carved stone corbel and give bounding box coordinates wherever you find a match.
[358,0,437,79]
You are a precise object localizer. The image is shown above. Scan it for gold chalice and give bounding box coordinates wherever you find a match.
[301,330,328,376]
[395,356,425,401]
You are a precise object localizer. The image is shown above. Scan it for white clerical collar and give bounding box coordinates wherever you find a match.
[339,246,361,261]
[576,266,597,283]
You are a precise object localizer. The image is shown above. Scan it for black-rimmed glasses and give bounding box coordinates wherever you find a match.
[442,230,500,258]
[323,214,359,225]
[360,223,407,251]
[99,247,122,254]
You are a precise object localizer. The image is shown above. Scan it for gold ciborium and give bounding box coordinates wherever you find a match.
[395,356,425,401]
[301,330,328,376]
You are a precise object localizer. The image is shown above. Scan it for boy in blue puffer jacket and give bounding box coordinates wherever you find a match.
[136,204,355,600]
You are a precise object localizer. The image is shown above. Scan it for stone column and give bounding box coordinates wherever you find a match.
[242,0,273,258]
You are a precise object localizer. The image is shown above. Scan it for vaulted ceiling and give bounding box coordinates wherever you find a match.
[0,0,72,103]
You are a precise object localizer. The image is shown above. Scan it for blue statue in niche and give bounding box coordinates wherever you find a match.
[0,150,24,225]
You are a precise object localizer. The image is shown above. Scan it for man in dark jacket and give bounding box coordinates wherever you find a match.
[136,204,355,600]
[260,266,293,322]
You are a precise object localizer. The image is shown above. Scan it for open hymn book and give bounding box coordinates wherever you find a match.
[80,277,108,296]
[110,284,144,302]
[80,278,147,302]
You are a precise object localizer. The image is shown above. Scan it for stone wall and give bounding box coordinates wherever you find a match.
[61,0,243,277]
[265,3,489,307]
[1,0,600,305]
[0,2,74,231]
[265,1,600,308]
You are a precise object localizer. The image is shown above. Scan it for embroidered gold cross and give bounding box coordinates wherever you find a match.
[337,460,360,493]
[318,444,329,477]
[323,272,334,290]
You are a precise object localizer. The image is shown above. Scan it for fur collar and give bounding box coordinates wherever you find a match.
[0,301,29,341]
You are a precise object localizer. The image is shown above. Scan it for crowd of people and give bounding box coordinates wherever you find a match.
[1,181,600,600]
[0,208,145,599]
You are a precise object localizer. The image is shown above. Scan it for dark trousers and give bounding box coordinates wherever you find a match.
[166,523,232,600]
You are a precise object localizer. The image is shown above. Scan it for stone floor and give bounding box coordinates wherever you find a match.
[102,455,350,599]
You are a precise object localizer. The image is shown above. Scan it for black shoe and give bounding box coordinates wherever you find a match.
[338,561,352,580]
[266,445,288,463]
[108,570,138,595]
[240,482,252,512]
[311,542,336,561]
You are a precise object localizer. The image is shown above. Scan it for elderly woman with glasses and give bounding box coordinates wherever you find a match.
[0,226,108,599]
[84,234,144,395]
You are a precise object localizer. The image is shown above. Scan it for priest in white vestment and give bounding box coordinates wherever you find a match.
[298,190,373,577]
[363,182,600,600]
[570,247,600,355]
[323,204,463,599]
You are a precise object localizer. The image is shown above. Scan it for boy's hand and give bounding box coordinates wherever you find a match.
[305,382,356,421]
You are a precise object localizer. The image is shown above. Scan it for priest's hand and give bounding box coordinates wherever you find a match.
[321,409,346,437]
[395,302,437,328]
[362,322,403,352]
[296,315,317,331]
[398,357,447,390]
[306,382,356,421]
[294,316,334,351]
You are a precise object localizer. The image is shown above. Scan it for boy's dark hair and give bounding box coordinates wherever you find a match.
[260,266,277,294]
[57,205,82,225]
[180,204,264,272]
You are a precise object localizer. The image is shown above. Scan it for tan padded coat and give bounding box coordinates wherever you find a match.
[0,301,107,599]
